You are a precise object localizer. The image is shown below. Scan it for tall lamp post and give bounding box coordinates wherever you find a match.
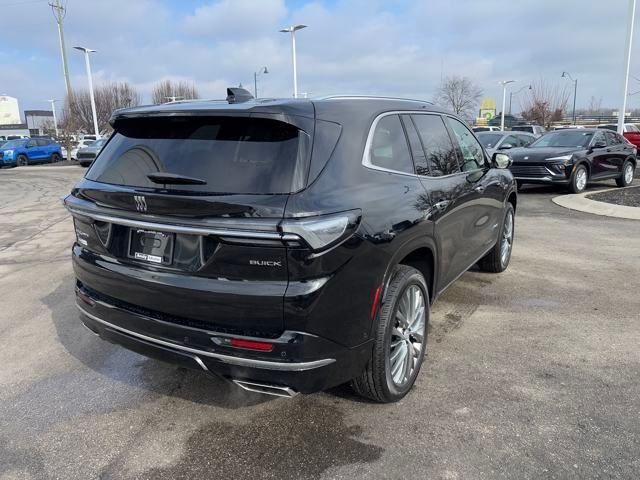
[73,46,100,138]
[509,84,531,115]
[499,80,515,131]
[561,71,578,125]
[253,66,269,98]
[618,0,637,134]
[279,25,307,98]
[47,99,59,137]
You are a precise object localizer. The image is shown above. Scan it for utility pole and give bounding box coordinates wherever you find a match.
[49,0,71,99]
[618,0,636,134]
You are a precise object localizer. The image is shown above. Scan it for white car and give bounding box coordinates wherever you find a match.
[70,140,95,160]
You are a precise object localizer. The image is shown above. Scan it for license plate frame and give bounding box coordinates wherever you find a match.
[128,228,175,265]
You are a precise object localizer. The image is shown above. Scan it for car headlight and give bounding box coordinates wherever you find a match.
[4,150,13,157]
[546,154,573,165]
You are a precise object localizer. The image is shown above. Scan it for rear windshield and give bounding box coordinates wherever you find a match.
[86,116,311,194]
[511,126,533,133]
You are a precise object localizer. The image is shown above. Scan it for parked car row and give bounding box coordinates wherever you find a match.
[473,124,546,137]
[0,136,106,168]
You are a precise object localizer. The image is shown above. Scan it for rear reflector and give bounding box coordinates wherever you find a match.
[229,338,274,352]
[370,286,382,319]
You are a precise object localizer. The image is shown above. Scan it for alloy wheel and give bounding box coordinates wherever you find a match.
[501,210,514,267]
[389,285,426,387]
[576,168,587,191]
[624,164,634,184]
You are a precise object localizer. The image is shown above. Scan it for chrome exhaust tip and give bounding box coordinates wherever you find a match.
[232,379,298,398]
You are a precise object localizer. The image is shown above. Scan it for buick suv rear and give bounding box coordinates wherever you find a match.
[65,90,517,402]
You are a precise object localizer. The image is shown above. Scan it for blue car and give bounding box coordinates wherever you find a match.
[0,137,63,167]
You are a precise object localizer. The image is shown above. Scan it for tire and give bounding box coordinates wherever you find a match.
[351,265,429,403]
[16,155,28,167]
[51,153,62,163]
[616,160,635,187]
[569,164,588,193]
[479,203,515,273]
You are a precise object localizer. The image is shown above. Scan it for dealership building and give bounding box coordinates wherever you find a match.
[0,96,55,139]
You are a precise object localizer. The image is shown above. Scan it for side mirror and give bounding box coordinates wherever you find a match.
[492,152,512,169]
[498,143,514,150]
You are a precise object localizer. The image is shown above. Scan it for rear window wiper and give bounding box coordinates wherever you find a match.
[147,172,207,185]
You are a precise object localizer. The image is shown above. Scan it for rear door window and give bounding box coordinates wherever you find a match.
[411,114,460,176]
[86,116,311,194]
[368,115,414,174]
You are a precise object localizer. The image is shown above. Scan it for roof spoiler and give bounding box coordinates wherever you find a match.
[226,88,254,104]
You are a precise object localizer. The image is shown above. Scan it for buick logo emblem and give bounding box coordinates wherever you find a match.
[134,195,147,213]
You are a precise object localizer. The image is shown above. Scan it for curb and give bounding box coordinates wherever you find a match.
[552,187,640,220]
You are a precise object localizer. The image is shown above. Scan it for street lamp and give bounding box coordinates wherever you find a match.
[509,84,531,115]
[47,99,59,137]
[279,24,307,98]
[499,80,515,131]
[73,46,100,138]
[618,0,637,134]
[561,71,578,125]
[253,66,269,99]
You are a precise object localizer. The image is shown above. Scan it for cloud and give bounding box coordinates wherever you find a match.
[1,0,639,114]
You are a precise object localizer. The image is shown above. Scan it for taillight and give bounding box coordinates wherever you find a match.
[279,210,361,251]
[229,338,274,351]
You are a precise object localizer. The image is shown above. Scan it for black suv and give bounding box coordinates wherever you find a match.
[65,91,517,403]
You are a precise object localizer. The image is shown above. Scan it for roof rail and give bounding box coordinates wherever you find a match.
[318,95,434,105]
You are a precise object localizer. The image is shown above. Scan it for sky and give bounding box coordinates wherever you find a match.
[1,0,639,120]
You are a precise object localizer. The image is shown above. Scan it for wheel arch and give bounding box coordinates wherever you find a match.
[382,238,437,305]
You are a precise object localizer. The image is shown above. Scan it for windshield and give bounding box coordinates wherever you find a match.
[530,131,593,148]
[1,139,27,149]
[86,116,311,194]
[477,133,503,149]
[90,139,107,148]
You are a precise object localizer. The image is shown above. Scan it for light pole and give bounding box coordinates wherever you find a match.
[47,99,59,137]
[509,84,531,115]
[561,72,578,125]
[279,25,307,98]
[73,46,100,138]
[499,80,515,131]
[253,66,269,99]
[618,0,637,134]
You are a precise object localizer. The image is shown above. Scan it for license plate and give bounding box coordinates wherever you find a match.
[128,229,174,265]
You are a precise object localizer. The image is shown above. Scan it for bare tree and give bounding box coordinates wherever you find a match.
[64,82,141,134]
[520,80,570,128]
[433,75,483,120]
[151,80,200,104]
[587,96,602,115]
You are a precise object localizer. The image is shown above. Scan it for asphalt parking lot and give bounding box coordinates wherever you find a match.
[1,166,640,479]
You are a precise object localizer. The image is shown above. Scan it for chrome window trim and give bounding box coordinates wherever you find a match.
[362,111,489,180]
[78,304,336,372]
[65,204,299,241]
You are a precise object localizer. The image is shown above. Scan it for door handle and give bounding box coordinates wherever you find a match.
[473,185,486,193]
[433,200,451,212]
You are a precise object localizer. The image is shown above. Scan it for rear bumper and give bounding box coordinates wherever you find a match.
[75,282,372,394]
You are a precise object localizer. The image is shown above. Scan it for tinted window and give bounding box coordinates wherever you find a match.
[411,114,460,176]
[604,131,622,145]
[515,134,535,146]
[87,116,311,194]
[445,117,485,172]
[400,115,428,175]
[591,131,607,147]
[512,126,533,133]
[597,125,616,131]
[36,138,50,146]
[531,131,594,148]
[477,133,504,149]
[502,135,520,147]
[26,139,37,147]
[368,115,414,174]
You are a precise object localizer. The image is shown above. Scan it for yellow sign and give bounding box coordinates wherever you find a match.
[479,97,496,120]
